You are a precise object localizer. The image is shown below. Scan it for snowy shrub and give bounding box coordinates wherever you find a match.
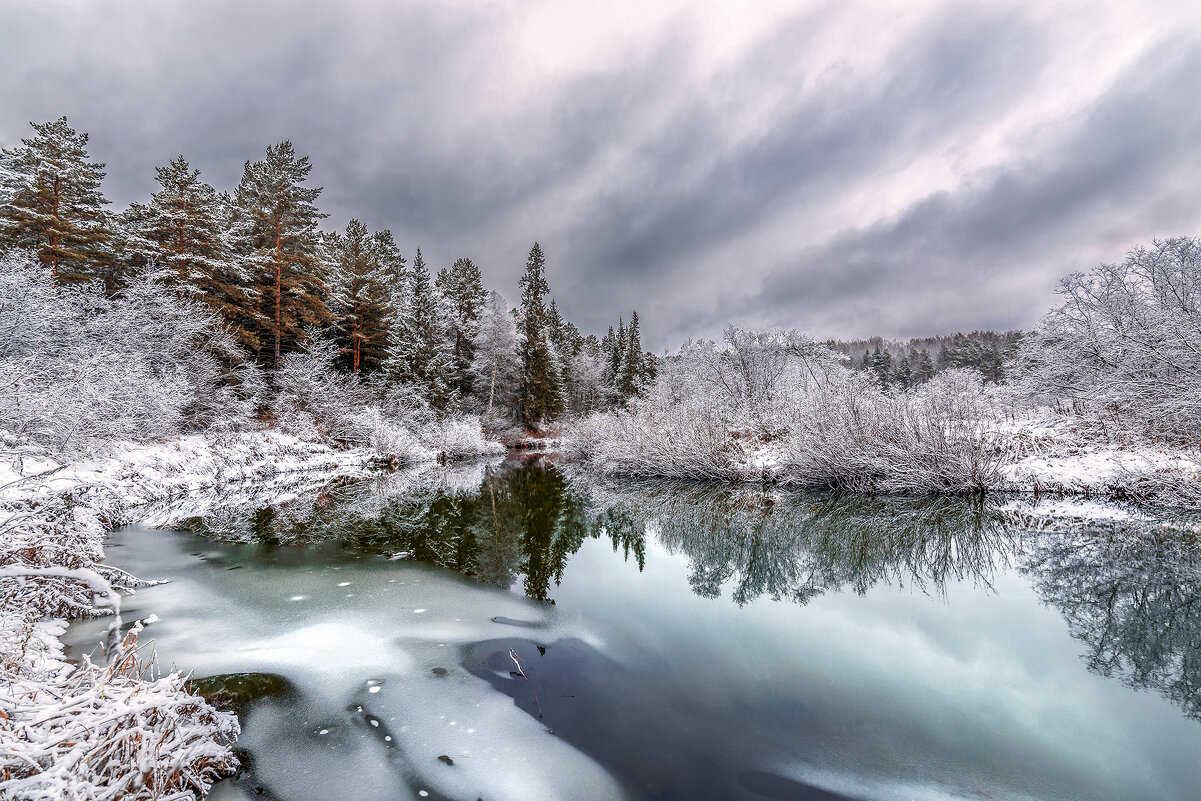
[0,623,239,799]
[0,252,253,455]
[1024,237,1201,447]
[778,369,1011,493]
[573,328,1012,493]
[1,475,239,798]
[431,415,507,461]
[353,406,435,465]
[270,336,499,463]
[271,336,375,444]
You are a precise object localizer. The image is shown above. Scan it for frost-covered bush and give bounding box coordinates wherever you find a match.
[574,327,1010,493]
[270,336,499,463]
[431,414,508,461]
[0,624,239,800]
[1,476,239,798]
[353,406,435,464]
[778,369,1011,492]
[0,252,256,455]
[1024,237,1201,447]
[271,336,376,443]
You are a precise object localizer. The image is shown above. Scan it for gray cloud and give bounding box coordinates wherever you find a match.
[2,1,1199,349]
[736,36,1201,342]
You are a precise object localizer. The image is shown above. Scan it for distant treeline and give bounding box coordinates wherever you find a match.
[825,330,1025,388]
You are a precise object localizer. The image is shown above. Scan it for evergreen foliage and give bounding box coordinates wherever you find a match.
[386,248,455,411]
[516,242,563,424]
[233,141,329,366]
[0,117,111,285]
[435,257,488,398]
[138,157,259,349]
[326,219,393,374]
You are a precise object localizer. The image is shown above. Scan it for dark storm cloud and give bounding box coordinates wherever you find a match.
[2,1,1198,349]
[554,5,1051,334]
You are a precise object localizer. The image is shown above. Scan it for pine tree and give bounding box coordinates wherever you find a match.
[136,157,259,349]
[142,157,228,288]
[233,141,328,366]
[435,257,488,399]
[870,346,892,387]
[386,248,455,410]
[326,219,393,374]
[516,242,563,424]
[610,317,627,394]
[107,201,154,285]
[371,228,408,324]
[916,348,935,383]
[0,117,111,285]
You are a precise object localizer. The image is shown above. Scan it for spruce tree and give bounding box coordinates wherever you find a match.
[619,310,646,400]
[0,117,111,285]
[327,219,393,374]
[386,248,455,410]
[516,242,563,424]
[233,141,328,366]
[435,257,488,399]
[372,228,408,324]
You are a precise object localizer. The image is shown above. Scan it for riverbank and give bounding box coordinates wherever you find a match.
[0,431,409,799]
[568,409,1201,510]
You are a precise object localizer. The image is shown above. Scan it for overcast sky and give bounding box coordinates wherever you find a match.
[4,0,1201,349]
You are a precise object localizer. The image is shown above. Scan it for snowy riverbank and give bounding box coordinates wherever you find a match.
[570,409,1201,510]
[0,431,411,799]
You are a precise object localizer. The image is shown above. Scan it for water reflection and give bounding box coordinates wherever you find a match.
[1024,522,1201,721]
[586,483,1018,605]
[176,461,644,603]
[168,459,1201,722]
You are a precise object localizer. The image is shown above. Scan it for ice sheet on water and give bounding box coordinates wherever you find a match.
[93,527,624,801]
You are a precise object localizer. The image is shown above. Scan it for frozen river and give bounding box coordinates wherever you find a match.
[66,459,1201,801]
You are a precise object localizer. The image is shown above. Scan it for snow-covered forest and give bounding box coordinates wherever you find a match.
[8,116,1193,507]
[0,118,659,464]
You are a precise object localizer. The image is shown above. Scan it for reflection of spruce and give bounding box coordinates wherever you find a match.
[569,474,1018,606]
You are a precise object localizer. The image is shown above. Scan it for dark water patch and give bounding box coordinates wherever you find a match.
[188,672,293,714]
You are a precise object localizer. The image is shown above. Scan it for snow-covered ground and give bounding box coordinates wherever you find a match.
[988,415,1201,508]
[0,431,394,800]
[575,405,1201,509]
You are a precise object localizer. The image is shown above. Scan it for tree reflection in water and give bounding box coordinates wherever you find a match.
[173,459,1201,719]
[1023,521,1201,720]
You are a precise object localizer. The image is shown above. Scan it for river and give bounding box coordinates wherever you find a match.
[64,457,1201,801]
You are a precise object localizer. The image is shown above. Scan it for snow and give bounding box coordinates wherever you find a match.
[0,430,400,799]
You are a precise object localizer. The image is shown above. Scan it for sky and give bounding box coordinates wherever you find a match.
[3,0,1201,350]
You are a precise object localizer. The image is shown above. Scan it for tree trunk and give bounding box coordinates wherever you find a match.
[488,362,496,416]
[274,218,282,367]
[50,176,60,285]
[352,299,361,374]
